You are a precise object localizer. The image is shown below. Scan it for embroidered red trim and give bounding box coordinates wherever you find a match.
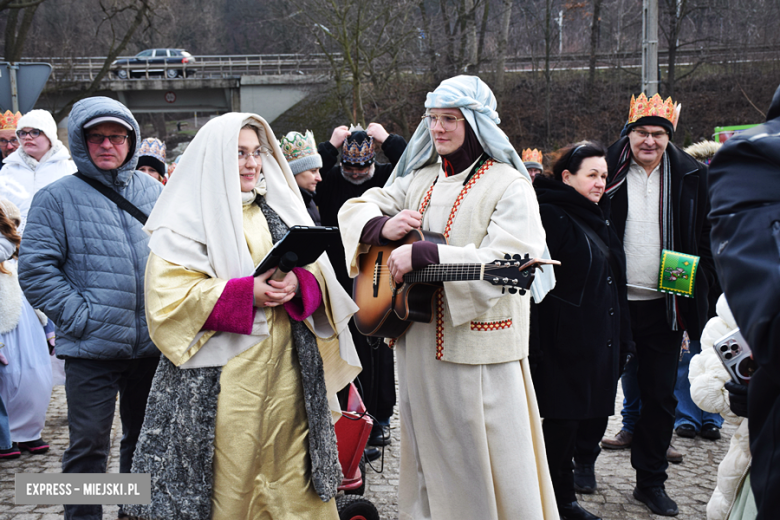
[418,159,495,361]
[470,319,513,332]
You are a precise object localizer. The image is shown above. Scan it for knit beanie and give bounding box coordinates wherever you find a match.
[0,198,21,225]
[279,130,322,175]
[16,109,61,149]
[137,138,167,175]
[342,129,374,166]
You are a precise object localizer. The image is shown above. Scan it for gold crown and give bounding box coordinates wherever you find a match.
[522,148,543,164]
[0,110,22,130]
[628,93,679,128]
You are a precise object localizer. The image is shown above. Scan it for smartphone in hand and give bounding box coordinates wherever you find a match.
[713,328,757,385]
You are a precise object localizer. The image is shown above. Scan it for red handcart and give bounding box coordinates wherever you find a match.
[334,382,380,520]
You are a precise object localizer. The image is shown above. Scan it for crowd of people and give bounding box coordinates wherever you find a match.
[0,76,777,520]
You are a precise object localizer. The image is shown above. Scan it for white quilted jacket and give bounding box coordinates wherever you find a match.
[689,294,750,520]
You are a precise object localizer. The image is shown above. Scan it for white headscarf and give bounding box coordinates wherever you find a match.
[144,113,360,370]
[387,76,556,301]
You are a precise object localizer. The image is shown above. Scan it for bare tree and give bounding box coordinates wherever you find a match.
[52,0,154,122]
[587,0,602,105]
[493,0,513,108]
[659,0,713,98]
[288,0,415,126]
[2,0,46,62]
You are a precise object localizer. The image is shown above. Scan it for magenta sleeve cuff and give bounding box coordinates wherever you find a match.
[284,267,322,321]
[202,276,255,335]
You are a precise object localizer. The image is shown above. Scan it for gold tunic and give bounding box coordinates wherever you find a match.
[145,203,338,519]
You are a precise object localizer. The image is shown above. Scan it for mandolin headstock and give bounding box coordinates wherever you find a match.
[485,253,561,295]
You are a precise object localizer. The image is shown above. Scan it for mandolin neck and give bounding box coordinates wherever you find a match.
[403,264,485,283]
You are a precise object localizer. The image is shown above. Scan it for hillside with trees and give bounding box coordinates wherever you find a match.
[2,0,779,152]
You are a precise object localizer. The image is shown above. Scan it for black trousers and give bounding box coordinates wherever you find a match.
[543,416,609,504]
[350,319,396,423]
[62,356,159,520]
[628,299,683,489]
[749,366,780,520]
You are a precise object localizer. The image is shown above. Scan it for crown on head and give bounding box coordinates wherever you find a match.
[0,110,22,131]
[628,93,679,128]
[138,138,166,161]
[280,130,317,162]
[343,125,374,165]
[522,148,543,164]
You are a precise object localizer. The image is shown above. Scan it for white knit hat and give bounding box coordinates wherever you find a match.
[16,109,62,149]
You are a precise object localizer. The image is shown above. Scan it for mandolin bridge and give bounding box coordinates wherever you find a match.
[373,252,383,298]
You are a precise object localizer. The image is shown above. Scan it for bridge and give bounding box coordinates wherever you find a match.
[27,54,333,123]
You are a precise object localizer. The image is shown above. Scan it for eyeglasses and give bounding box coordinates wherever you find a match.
[0,138,18,145]
[422,114,465,132]
[633,129,668,140]
[238,149,266,162]
[86,134,129,145]
[16,129,42,139]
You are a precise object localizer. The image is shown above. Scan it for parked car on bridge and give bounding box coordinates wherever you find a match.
[112,49,196,79]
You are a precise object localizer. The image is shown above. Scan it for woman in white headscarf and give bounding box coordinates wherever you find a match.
[339,76,559,520]
[125,113,360,520]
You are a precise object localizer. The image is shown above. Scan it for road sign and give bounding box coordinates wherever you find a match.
[0,62,52,113]
[164,91,176,103]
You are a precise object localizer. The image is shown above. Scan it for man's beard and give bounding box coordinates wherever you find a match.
[340,163,375,185]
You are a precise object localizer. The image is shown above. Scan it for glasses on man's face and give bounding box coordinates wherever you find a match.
[86,134,129,145]
[422,114,465,132]
[238,149,266,162]
[0,138,18,146]
[16,129,42,139]
[633,129,668,141]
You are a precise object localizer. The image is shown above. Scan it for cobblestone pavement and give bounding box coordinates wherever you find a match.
[1,382,731,519]
[361,384,733,520]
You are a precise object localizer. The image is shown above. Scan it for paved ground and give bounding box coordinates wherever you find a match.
[361,383,733,520]
[0,381,731,519]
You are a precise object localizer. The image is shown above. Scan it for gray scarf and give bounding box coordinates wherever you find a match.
[126,199,341,520]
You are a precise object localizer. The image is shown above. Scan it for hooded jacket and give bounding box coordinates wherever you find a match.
[709,84,780,381]
[18,97,162,359]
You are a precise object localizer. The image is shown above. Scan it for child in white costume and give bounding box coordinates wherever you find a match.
[0,199,52,455]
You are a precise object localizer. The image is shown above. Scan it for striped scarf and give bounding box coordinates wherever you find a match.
[607,142,679,331]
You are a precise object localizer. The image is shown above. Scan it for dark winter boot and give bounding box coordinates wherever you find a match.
[573,462,597,494]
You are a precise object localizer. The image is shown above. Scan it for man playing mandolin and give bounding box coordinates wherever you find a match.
[339,76,559,520]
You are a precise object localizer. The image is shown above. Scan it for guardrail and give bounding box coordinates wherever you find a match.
[18,54,337,82]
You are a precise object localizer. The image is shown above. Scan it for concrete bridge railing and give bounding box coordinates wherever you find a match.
[19,54,337,83]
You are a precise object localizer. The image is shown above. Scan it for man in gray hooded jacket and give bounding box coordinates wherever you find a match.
[18,97,162,520]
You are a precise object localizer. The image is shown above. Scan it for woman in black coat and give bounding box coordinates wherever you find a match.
[531,142,633,520]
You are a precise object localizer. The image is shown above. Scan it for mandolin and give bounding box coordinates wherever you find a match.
[352,229,559,338]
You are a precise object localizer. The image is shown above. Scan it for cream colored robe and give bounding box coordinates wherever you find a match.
[339,160,559,520]
[145,203,339,519]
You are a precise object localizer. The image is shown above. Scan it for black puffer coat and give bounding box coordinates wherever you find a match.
[709,84,780,380]
[532,175,633,420]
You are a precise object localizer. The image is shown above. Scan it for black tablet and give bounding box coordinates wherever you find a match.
[253,225,340,276]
